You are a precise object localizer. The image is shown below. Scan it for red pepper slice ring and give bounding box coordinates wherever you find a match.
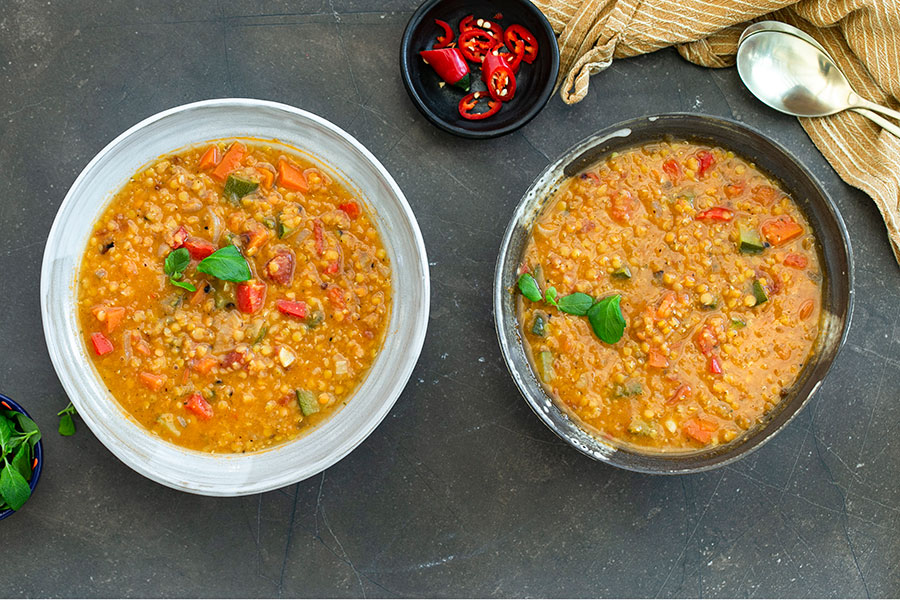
[433,19,454,49]
[459,29,496,63]
[458,92,501,120]
[504,24,538,64]
[481,53,517,102]
[490,39,523,73]
[459,15,477,32]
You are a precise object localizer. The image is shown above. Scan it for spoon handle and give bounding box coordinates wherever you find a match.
[853,97,900,123]
[851,108,900,138]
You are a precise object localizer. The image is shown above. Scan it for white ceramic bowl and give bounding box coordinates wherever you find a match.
[41,99,430,496]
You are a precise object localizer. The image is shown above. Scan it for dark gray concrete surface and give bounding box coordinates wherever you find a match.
[2,1,898,597]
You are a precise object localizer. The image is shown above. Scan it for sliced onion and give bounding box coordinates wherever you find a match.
[122,330,133,361]
[334,354,348,375]
[205,207,223,244]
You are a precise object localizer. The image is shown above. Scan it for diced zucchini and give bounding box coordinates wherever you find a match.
[752,279,768,305]
[276,217,296,239]
[538,350,555,383]
[306,310,324,329]
[614,380,643,397]
[611,266,632,279]
[731,318,746,329]
[739,224,765,254]
[701,295,718,309]
[296,390,319,416]
[263,216,276,229]
[531,311,548,337]
[223,174,259,204]
[253,324,268,345]
[627,418,655,436]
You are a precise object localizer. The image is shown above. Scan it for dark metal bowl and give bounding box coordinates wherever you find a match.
[493,114,854,474]
[399,0,559,139]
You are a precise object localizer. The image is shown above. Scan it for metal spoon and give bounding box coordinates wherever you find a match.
[736,22,900,137]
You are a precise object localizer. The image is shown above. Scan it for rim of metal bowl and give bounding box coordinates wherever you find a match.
[493,113,854,474]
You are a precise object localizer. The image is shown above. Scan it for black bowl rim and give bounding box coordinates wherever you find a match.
[399,0,560,139]
[0,393,44,519]
[493,112,855,474]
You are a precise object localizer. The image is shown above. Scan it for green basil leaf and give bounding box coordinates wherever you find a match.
[11,443,31,481]
[587,294,626,344]
[58,414,76,437]
[170,279,197,292]
[13,413,40,447]
[57,402,77,417]
[0,463,30,511]
[0,416,12,451]
[517,273,541,302]
[557,292,594,316]
[545,286,558,307]
[196,245,252,283]
[223,174,259,204]
[164,247,191,277]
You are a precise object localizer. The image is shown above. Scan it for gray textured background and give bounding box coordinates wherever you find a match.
[2,1,898,597]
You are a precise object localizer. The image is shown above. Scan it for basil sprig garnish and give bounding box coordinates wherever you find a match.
[0,409,41,512]
[163,247,197,292]
[57,402,77,436]
[196,245,251,282]
[517,271,626,344]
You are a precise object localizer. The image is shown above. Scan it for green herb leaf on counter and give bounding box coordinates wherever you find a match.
[517,273,542,302]
[196,245,252,283]
[588,295,626,344]
[57,402,77,437]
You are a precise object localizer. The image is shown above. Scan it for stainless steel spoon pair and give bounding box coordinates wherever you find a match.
[737,21,900,137]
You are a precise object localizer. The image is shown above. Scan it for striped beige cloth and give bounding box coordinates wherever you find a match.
[533,0,900,264]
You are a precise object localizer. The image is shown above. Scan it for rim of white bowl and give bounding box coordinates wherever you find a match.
[40,98,430,496]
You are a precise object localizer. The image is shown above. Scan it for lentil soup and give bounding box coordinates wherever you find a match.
[518,141,823,453]
[77,139,392,453]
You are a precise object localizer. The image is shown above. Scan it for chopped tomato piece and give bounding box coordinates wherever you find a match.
[90,332,114,356]
[647,349,669,369]
[695,207,734,222]
[139,372,166,391]
[328,286,345,309]
[198,146,220,170]
[190,356,218,375]
[784,253,808,269]
[339,202,361,219]
[609,190,636,224]
[184,392,214,420]
[667,384,692,405]
[264,251,295,285]
[313,220,325,256]
[277,159,308,192]
[656,291,677,318]
[696,150,715,178]
[183,237,217,260]
[695,325,718,356]
[169,225,189,249]
[211,142,246,181]
[752,185,781,205]
[221,351,246,369]
[236,280,266,314]
[761,216,804,246]
[275,299,309,319]
[708,355,723,374]
[723,183,744,198]
[684,418,718,443]
[662,158,682,183]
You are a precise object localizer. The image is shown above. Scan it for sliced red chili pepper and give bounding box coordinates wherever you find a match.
[481,52,516,102]
[696,150,715,178]
[504,24,538,64]
[459,29,495,64]
[489,40,522,74]
[459,15,476,32]
[432,19,454,49]
[695,207,734,222]
[420,48,471,91]
[275,299,309,319]
[478,19,503,40]
[458,92,501,120]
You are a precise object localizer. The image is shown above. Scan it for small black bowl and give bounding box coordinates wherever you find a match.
[494,114,854,474]
[0,394,43,520]
[400,0,559,139]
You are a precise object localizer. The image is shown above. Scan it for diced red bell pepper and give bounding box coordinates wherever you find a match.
[458,92,501,120]
[684,418,718,444]
[481,52,516,102]
[504,24,538,63]
[608,190,636,223]
[420,48,471,91]
[328,286,345,309]
[761,216,804,246]
[784,253,808,269]
[432,19,454,49]
[182,237,218,260]
[695,207,734,222]
[236,280,266,314]
[90,332,114,356]
[169,225,189,249]
[324,261,340,275]
[221,351,246,369]
[275,299,309,319]
[696,150,715,178]
[339,201,361,219]
[184,392,213,420]
[265,250,296,285]
[708,355,723,374]
[695,325,718,356]
[662,158,682,183]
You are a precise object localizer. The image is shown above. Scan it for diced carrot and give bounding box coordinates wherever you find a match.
[257,168,275,191]
[198,146,220,170]
[184,392,213,420]
[684,418,718,444]
[211,142,246,181]
[752,185,781,205]
[104,307,126,333]
[189,282,208,305]
[277,159,308,192]
[667,384,692,405]
[761,216,804,246]
[139,372,166,391]
[656,291,676,318]
[328,286,345,309]
[784,253,808,269]
[190,356,218,375]
[132,332,151,356]
[647,349,669,369]
[90,332,114,356]
[723,183,744,198]
[180,366,191,385]
[243,226,269,255]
